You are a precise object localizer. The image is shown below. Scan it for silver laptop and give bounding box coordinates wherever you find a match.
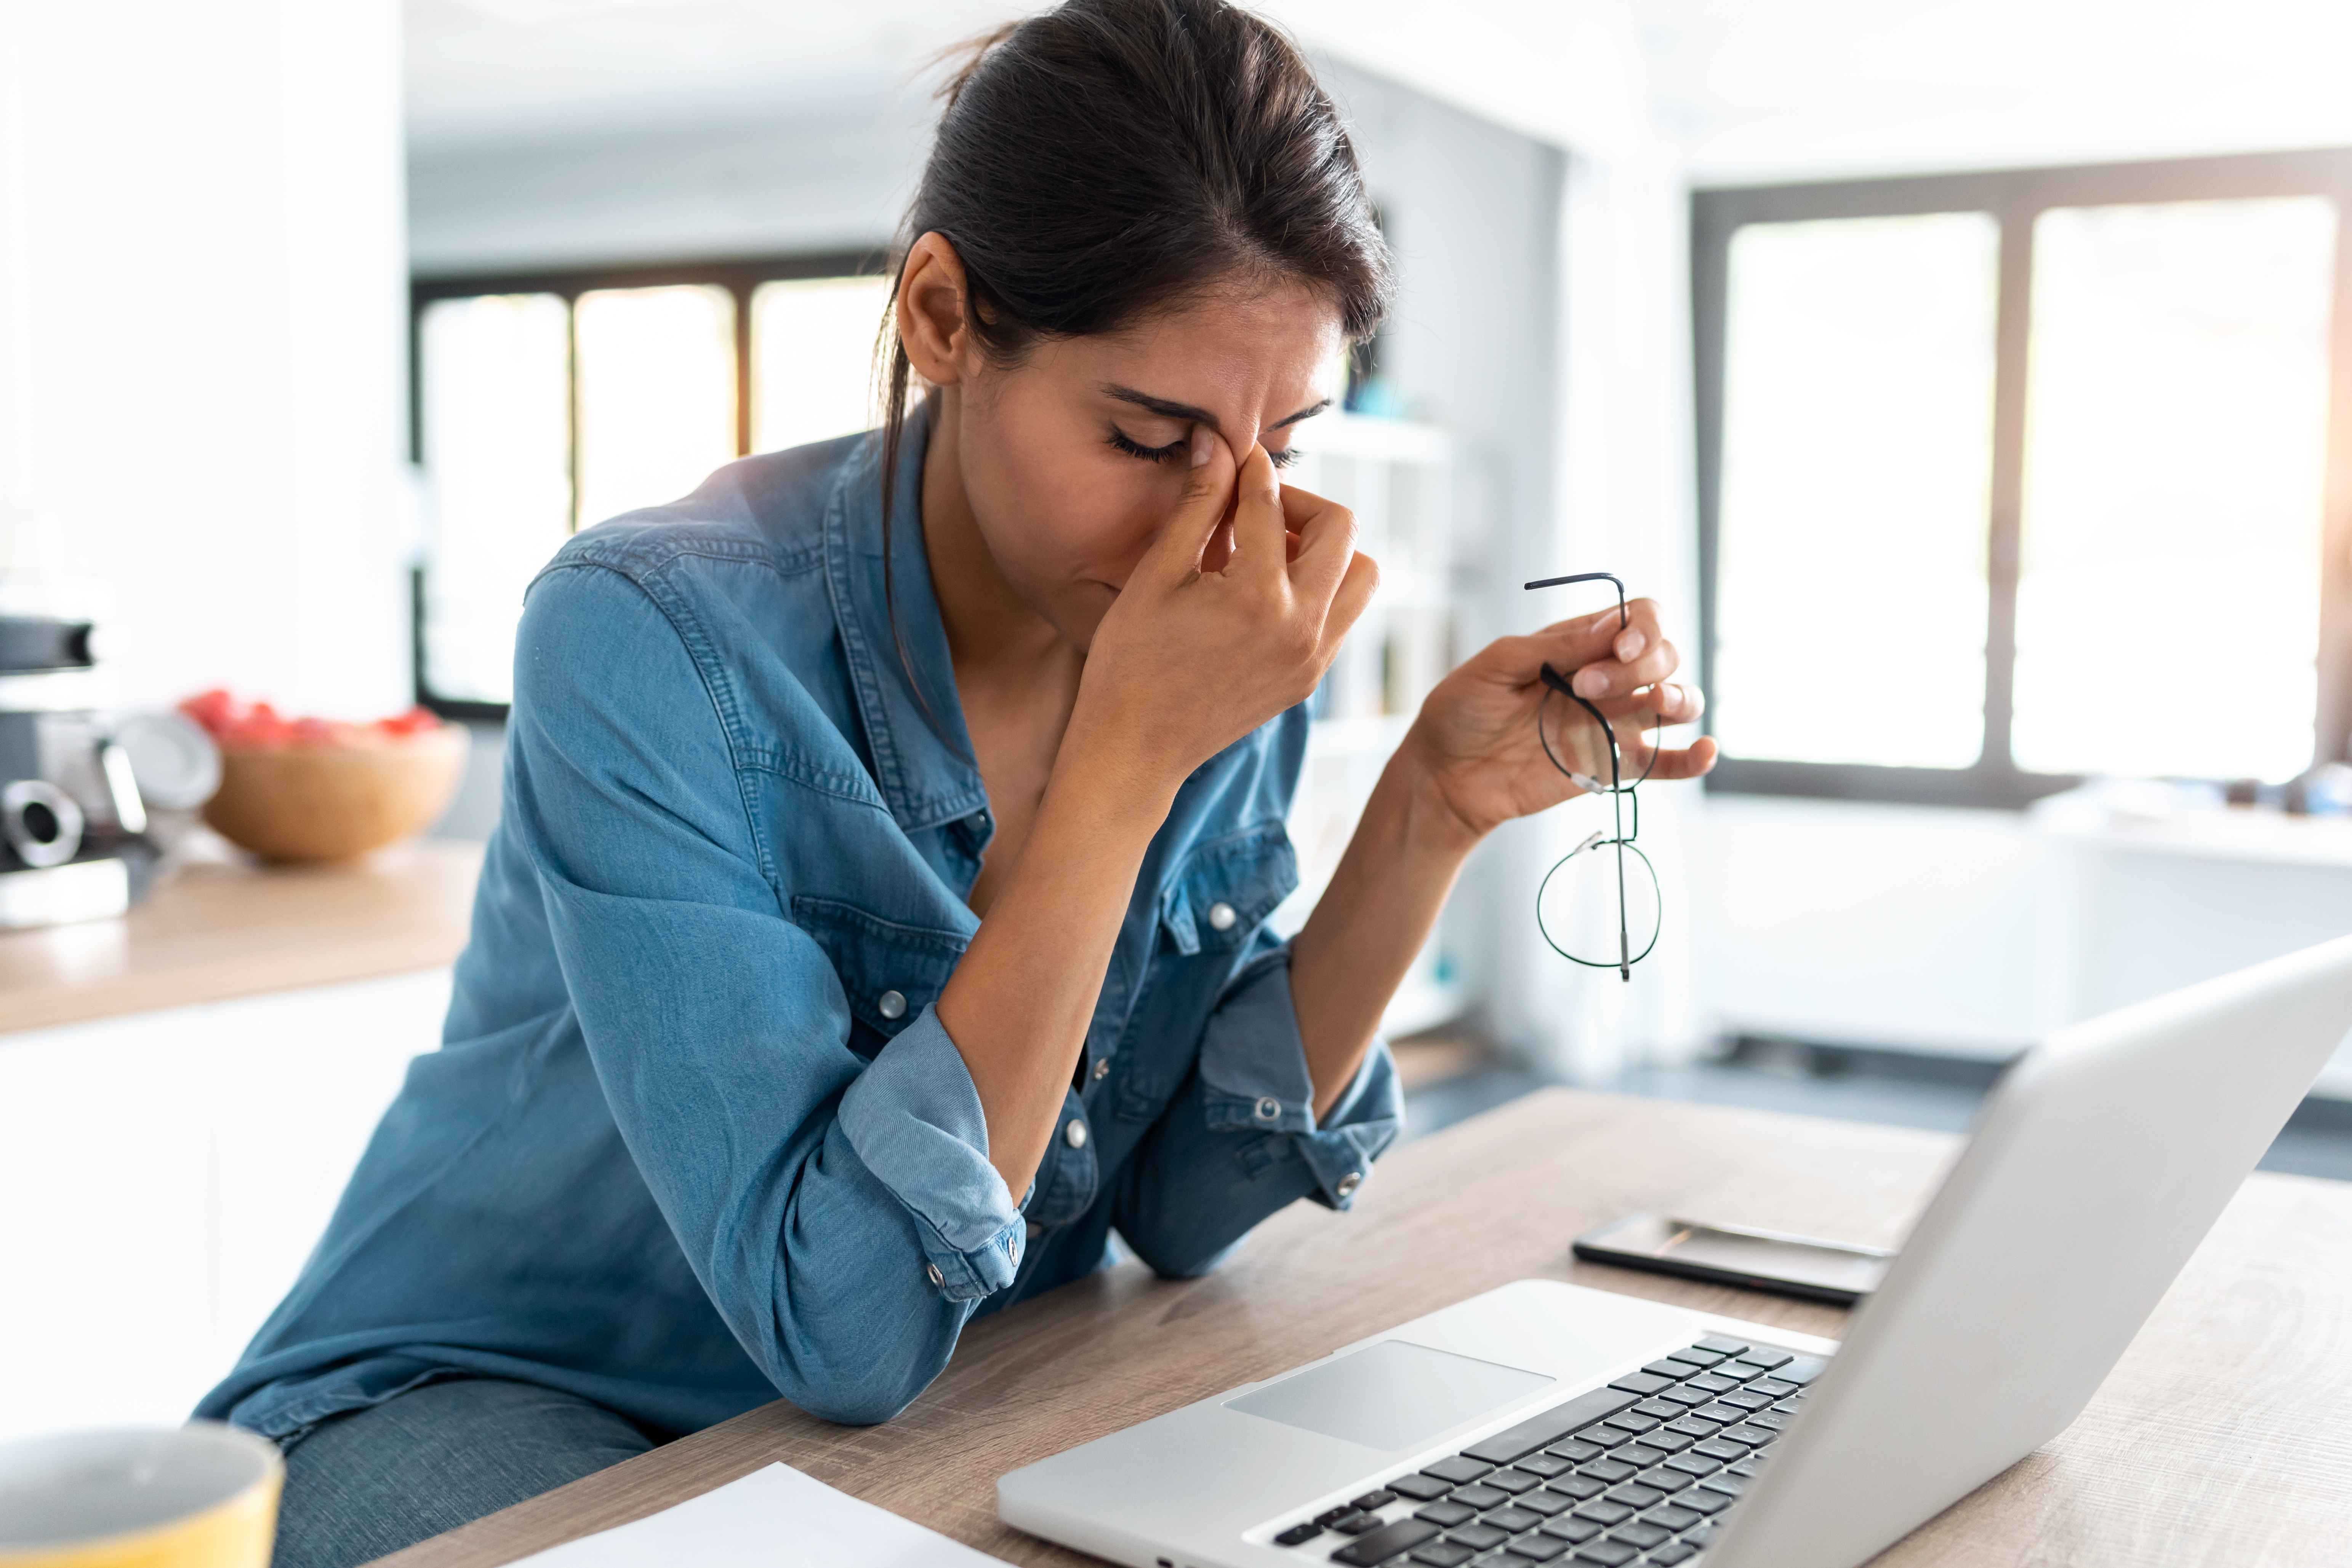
[999,934,2352,1568]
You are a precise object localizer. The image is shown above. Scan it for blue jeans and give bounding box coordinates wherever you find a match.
[272,1378,667,1568]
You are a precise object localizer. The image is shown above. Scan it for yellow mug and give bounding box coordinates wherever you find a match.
[0,1424,281,1568]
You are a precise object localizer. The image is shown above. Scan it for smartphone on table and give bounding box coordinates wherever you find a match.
[1572,1213,1893,1306]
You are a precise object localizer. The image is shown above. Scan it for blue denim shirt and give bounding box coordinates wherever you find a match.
[197,407,1400,1438]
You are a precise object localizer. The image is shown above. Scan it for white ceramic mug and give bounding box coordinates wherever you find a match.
[0,1424,282,1568]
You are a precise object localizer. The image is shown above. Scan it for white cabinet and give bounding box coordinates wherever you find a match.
[1699,793,2352,1098]
[2032,804,2352,1096]
[0,971,448,1442]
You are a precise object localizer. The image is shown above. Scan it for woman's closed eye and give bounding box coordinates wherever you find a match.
[1106,424,1301,469]
[1107,424,1188,464]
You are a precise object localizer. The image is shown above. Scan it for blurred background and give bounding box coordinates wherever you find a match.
[6,0,2352,1438]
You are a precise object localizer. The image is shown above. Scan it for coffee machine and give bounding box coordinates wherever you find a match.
[0,580,154,927]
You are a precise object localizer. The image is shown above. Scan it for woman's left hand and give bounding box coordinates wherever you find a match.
[1406,598,1717,842]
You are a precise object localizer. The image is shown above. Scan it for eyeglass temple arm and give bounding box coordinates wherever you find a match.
[1523,571,1629,631]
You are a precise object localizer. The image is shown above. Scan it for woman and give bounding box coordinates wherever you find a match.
[199,2,1713,1563]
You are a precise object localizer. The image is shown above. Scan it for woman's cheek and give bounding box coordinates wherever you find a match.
[1111,492,1182,578]
[1060,471,1167,575]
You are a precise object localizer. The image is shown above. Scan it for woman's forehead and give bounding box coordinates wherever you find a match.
[1053,283,1343,422]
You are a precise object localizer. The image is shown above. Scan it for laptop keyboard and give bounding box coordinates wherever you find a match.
[1265,1336,1828,1568]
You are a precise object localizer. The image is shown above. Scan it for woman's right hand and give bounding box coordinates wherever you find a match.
[1070,427,1379,794]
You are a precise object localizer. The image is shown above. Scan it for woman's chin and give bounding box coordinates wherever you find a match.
[1052,582,1123,653]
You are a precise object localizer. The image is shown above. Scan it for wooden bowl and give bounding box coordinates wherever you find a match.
[202,726,469,863]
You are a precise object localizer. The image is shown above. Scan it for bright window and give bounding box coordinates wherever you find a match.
[411,256,885,708]
[416,293,572,708]
[1696,153,2349,803]
[751,275,891,453]
[1715,212,1999,770]
[2014,197,2334,782]
[573,284,738,531]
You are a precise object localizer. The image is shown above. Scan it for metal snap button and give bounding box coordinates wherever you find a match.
[1254,1096,1281,1122]
[1207,901,1238,932]
[1064,1119,1088,1149]
[1092,1057,1111,1081]
[925,1261,944,1287]
[1336,1170,1363,1198]
[877,989,907,1021]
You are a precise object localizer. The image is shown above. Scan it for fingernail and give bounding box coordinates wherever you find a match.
[1617,629,1645,659]
[1191,426,1212,468]
[1575,668,1609,698]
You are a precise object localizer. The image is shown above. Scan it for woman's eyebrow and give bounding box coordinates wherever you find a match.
[1101,384,1332,433]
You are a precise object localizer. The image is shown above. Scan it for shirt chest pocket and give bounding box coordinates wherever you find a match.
[789,895,969,1057]
[1156,820,1299,956]
[796,892,1099,1228]
[1110,820,1300,1122]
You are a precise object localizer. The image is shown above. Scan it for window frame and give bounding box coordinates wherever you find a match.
[408,249,886,719]
[1693,147,2352,808]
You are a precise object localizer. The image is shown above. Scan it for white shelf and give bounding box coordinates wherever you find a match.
[2035,801,2352,870]
[1278,410,1468,1041]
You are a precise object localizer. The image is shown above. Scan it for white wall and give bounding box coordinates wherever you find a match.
[1643,0,2352,187]
[410,106,926,277]
[0,0,411,719]
[1311,62,1573,1065]
[1531,137,1711,1081]
[1309,16,1708,1080]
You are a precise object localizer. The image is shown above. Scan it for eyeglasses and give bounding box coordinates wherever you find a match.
[1524,572,1662,982]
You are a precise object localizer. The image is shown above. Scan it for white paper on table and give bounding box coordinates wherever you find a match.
[508,1462,1012,1567]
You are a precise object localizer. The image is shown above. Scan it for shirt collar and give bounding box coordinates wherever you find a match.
[823,399,993,835]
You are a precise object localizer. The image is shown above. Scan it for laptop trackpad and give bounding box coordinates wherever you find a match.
[1225,1339,1554,1453]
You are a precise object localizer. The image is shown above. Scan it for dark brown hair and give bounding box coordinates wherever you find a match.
[875,0,1392,688]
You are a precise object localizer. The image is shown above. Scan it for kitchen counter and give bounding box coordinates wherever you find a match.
[0,839,483,1035]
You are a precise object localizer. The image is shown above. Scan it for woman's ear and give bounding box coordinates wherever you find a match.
[898,232,976,387]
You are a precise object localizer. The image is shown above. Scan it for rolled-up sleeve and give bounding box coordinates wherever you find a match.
[512,562,1011,1423]
[1197,952,1401,1204]
[835,1004,1026,1300]
[1113,948,1402,1278]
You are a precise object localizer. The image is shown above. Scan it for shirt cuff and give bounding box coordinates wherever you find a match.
[1291,1046,1401,1209]
[1197,953,1403,1209]
[835,1003,1026,1301]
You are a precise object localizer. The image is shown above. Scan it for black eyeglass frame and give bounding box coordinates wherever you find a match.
[1525,571,1663,982]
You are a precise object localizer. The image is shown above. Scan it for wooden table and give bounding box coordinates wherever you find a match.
[379,1089,2352,1568]
[0,839,481,1033]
